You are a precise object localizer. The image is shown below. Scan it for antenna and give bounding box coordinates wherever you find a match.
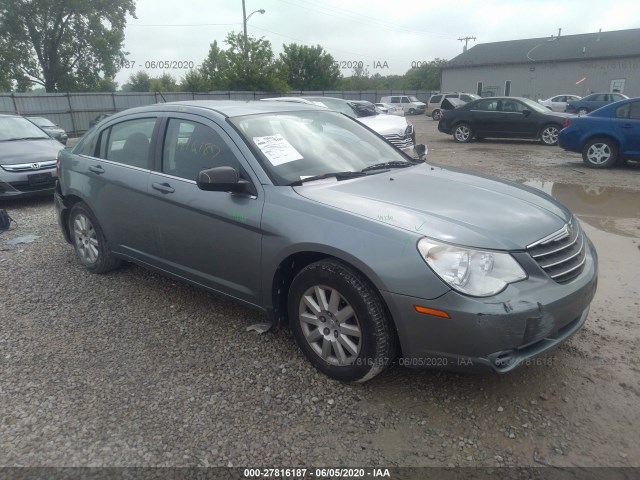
[458,36,477,52]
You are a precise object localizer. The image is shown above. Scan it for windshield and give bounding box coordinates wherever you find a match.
[520,98,554,114]
[0,116,51,141]
[230,110,413,186]
[305,97,356,118]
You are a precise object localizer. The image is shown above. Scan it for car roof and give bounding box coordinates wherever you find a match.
[105,100,328,119]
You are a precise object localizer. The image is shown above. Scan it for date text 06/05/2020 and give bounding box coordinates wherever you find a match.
[243,467,391,477]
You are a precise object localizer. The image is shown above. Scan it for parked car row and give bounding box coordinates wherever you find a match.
[436,93,639,169]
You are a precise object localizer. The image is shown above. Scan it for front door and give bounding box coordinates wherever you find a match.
[148,115,263,305]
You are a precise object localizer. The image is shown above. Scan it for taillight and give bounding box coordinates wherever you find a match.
[563,118,572,128]
[56,153,60,177]
[439,111,445,119]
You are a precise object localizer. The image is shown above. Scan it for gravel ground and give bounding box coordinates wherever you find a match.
[1,118,639,468]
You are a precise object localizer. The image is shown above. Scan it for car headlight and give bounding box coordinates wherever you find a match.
[417,238,527,297]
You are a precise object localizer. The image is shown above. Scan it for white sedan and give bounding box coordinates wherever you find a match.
[537,95,581,112]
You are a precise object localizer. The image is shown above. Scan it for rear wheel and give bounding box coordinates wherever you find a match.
[582,137,618,168]
[68,202,121,273]
[432,110,441,120]
[453,123,473,143]
[288,259,396,382]
[540,124,560,146]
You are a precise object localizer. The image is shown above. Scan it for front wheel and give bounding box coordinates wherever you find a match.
[288,260,396,382]
[582,138,618,168]
[408,108,416,115]
[453,123,473,143]
[431,110,441,121]
[68,202,121,273]
[540,124,560,146]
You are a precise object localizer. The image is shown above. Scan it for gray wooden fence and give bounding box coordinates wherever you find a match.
[0,90,434,135]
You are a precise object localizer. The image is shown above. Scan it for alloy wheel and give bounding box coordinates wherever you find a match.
[298,285,362,366]
[73,213,99,264]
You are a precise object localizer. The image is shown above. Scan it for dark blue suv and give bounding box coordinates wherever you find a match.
[558,98,640,168]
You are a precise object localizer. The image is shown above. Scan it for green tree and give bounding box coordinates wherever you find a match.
[180,69,210,92]
[149,73,178,92]
[200,40,227,90]
[0,0,136,92]
[219,31,288,92]
[339,64,371,90]
[279,43,340,90]
[402,58,448,90]
[123,71,151,92]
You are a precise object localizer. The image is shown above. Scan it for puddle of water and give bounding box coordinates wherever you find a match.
[524,180,640,238]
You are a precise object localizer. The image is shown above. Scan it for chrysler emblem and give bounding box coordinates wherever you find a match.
[31,163,41,170]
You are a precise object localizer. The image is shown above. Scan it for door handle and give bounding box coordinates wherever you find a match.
[620,124,633,129]
[152,182,175,194]
[88,165,104,174]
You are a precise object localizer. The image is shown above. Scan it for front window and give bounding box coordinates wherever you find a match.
[408,96,420,102]
[0,116,51,141]
[230,111,414,186]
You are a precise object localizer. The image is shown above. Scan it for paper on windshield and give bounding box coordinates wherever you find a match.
[253,134,303,166]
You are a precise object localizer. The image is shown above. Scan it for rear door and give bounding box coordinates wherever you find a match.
[613,101,640,156]
[79,115,160,261]
[147,113,263,304]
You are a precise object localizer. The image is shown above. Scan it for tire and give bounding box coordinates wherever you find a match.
[431,110,441,121]
[578,108,588,116]
[288,259,396,382]
[68,202,121,273]
[581,137,618,168]
[453,123,473,143]
[408,108,416,115]
[540,124,560,146]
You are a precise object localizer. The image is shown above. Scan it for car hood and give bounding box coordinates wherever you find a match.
[293,164,571,250]
[356,114,408,136]
[0,139,63,165]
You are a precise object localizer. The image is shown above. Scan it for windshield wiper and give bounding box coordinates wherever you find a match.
[360,161,415,173]
[288,171,367,186]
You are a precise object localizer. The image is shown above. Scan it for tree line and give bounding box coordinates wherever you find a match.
[0,0,447,94]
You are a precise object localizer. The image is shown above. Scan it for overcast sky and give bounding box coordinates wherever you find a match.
[116,0,640,86]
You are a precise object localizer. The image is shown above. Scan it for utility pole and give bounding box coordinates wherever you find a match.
[242,0,265,46]
[242,0,247,44]
[458,36,477,52]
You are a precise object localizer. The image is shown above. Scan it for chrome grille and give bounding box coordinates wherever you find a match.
[1,160,57,172]
[384,134,414,149]
[527,220,586,283]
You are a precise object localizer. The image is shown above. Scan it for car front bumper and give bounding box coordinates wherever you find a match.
[0,167,57,199]
[381,241,598,373]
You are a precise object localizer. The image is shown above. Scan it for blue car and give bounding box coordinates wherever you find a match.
[565,92,628,115]
[558,98,640,168]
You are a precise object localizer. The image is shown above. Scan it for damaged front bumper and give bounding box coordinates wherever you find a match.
[381,242,598,373]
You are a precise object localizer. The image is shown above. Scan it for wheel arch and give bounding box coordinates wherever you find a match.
[268,250,401,352]
[580,133,621,153]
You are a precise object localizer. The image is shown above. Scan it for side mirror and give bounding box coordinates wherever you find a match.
[197,166,255,195]
[522,109,532,116]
